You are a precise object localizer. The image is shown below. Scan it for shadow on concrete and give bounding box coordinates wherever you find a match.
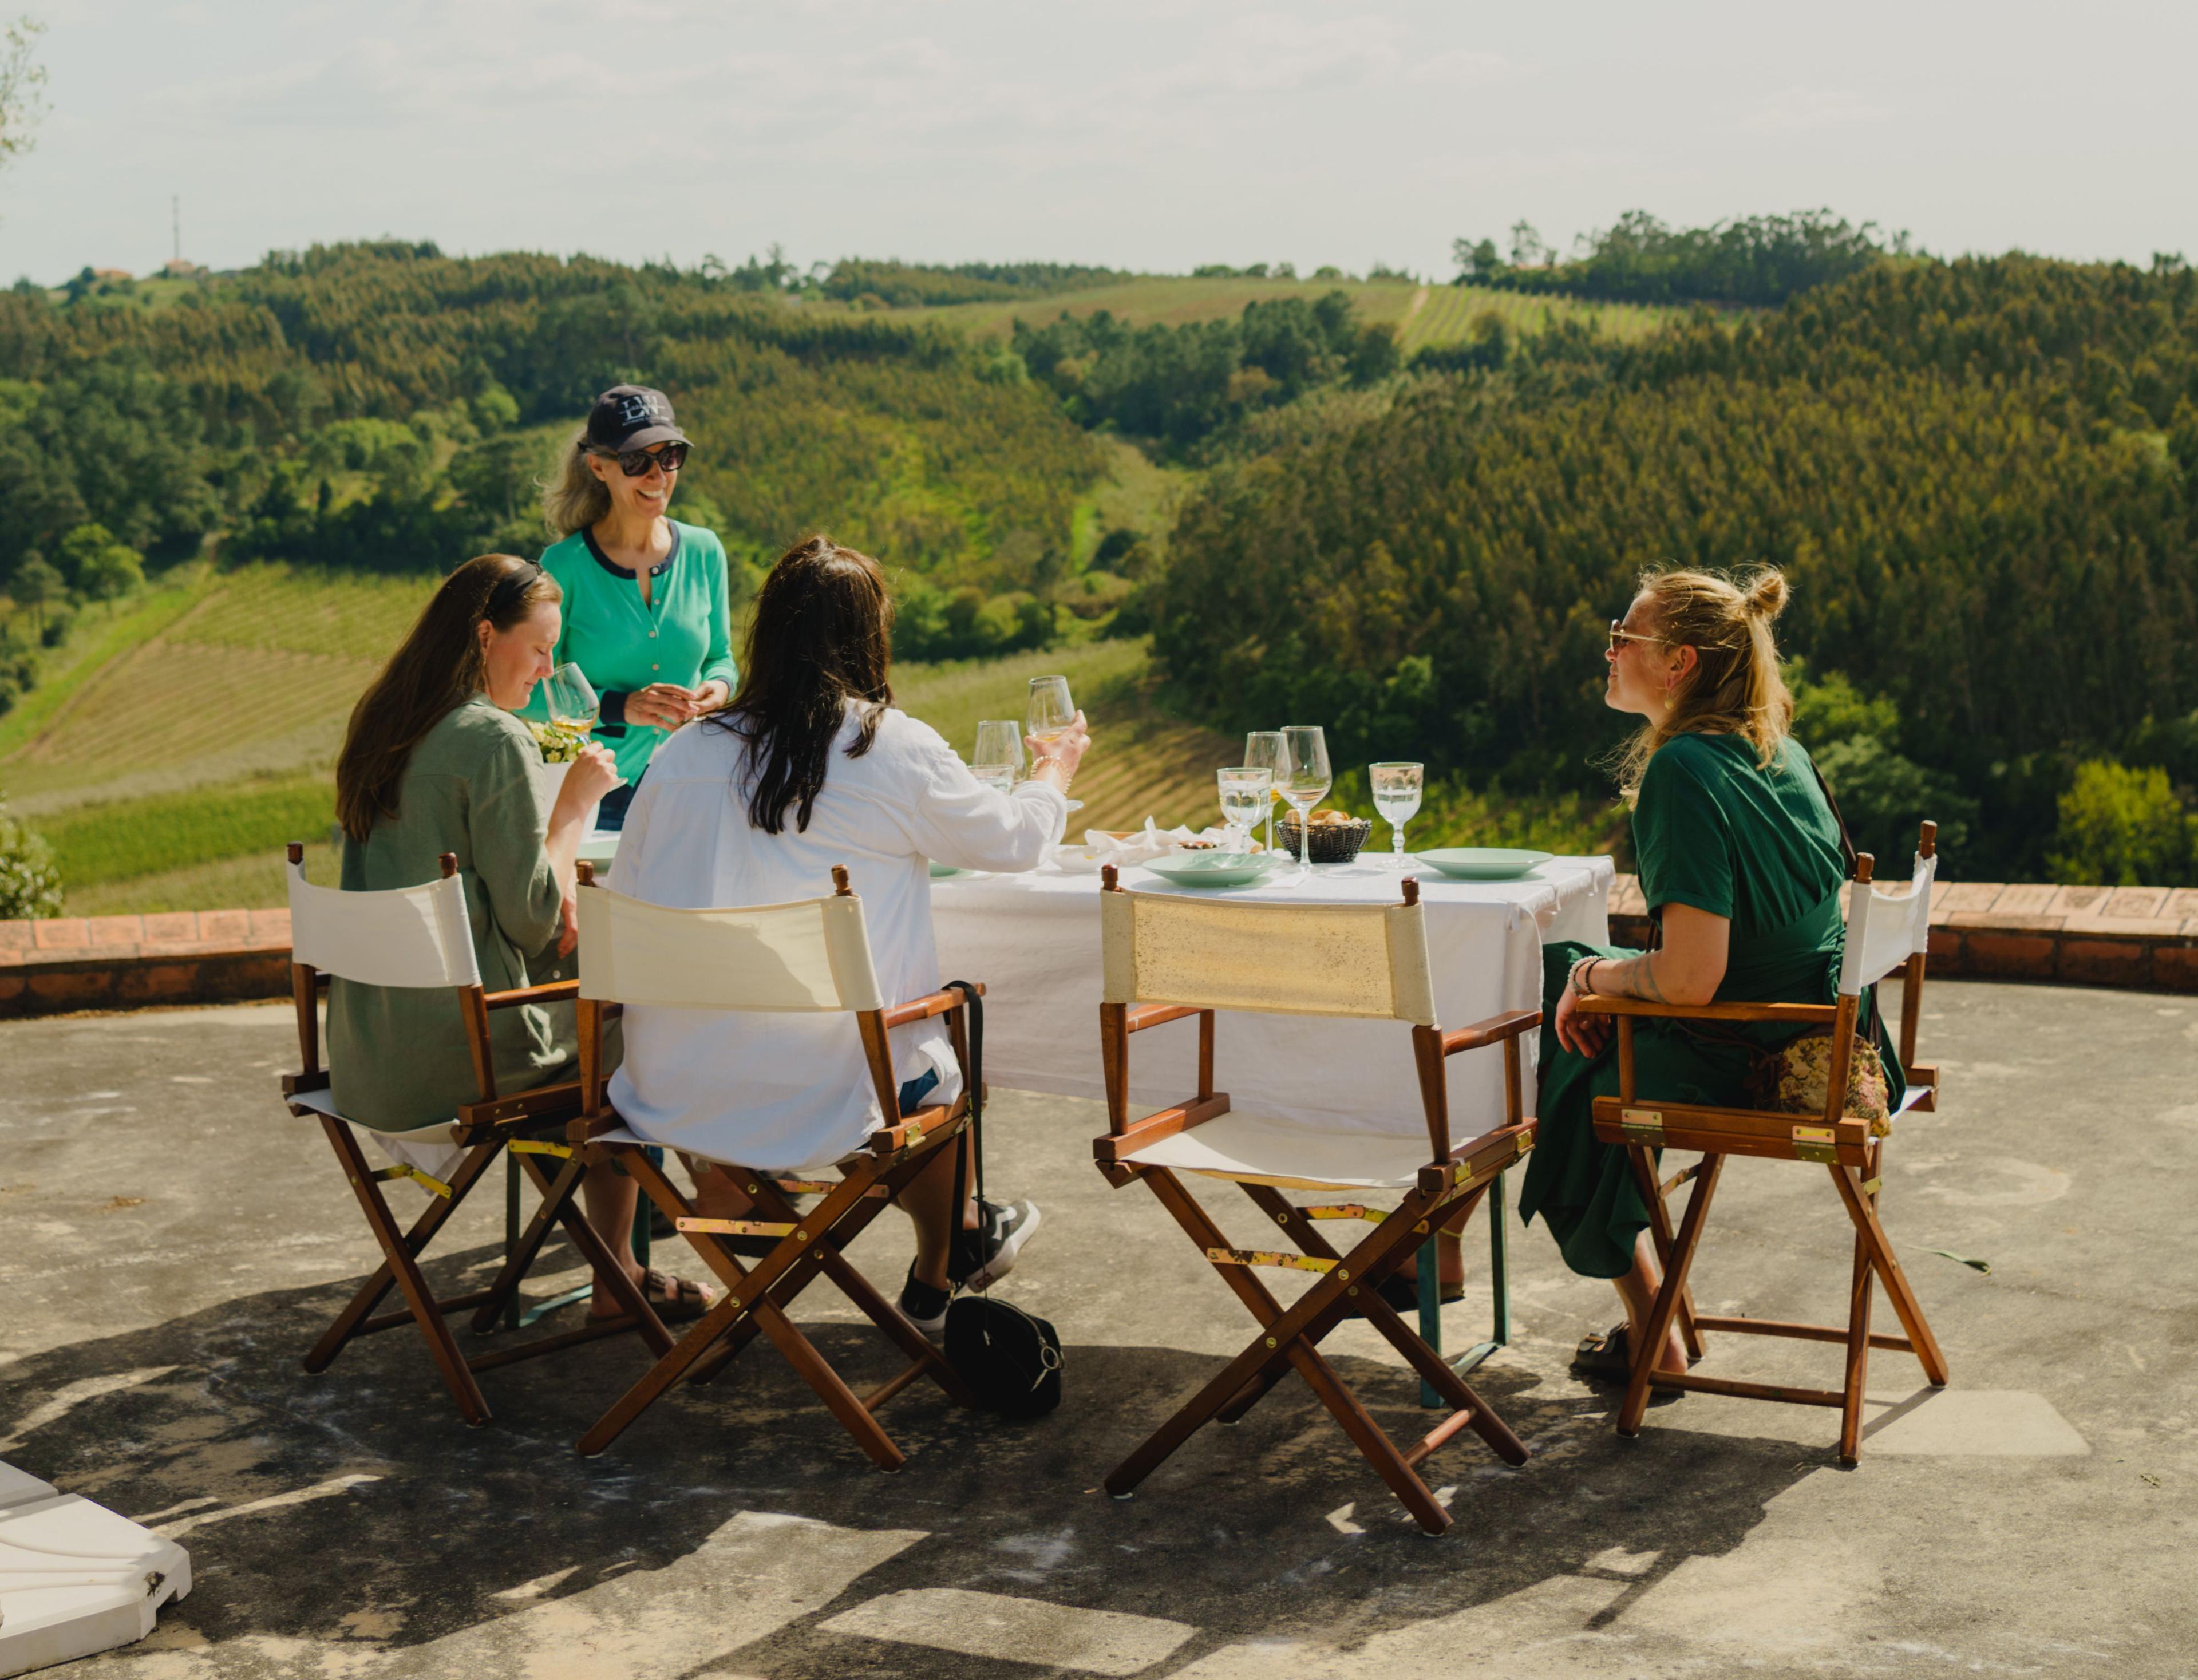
[2,1238,1824,1678]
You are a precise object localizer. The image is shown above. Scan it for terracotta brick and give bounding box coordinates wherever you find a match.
[26,967,114,1007]
[2165,889,2198,922]
[0,971,19,1004]
[85,915,144,947]
[247,908,292,946]
[1938,882,2006,914]
[137,940,223,959]
[1991,884,2058,916]
[194,910,251,946]
[31,919,89,951]
[0,920,33,952]
[117,962,200,1005]
[1927,928,1964,962]
[2105,887,2171,920]
[1962,932,2059,981]
[2044,885,2111,916]
[2153,945,2198,993]
[1947,912,2064,931]
[2058,938,2156,987]
[140,912,199,943]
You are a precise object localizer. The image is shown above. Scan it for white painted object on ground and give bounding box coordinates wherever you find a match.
[0,1460,191,1678]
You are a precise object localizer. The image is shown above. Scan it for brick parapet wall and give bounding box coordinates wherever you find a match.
[4,878,2197,1017]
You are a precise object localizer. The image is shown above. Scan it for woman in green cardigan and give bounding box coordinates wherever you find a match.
[329,553,714,1321]
[1522,567,1898,1390]
[530,384,738,831]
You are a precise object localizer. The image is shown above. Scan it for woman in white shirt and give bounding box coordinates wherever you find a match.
[607,535,1091,1331]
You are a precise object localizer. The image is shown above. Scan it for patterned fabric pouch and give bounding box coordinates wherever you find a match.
[1746,1027,1893,1135]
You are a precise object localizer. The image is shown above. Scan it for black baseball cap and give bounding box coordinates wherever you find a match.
[586,384,689,453]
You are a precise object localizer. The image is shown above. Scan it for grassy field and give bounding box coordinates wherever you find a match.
[1,554,1243,914]
[877,275,1683,347]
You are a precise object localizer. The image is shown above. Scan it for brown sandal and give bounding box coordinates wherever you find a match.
[641,1268,718,1322]
[1571,1324,1687,1402]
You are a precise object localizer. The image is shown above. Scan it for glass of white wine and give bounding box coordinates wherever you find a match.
[1370,762,1424,870]
[1027,675,1082,812]
[541,663,600,737]
[1243,730,1290,853]
[972,720,1023,794]
[1216,766,1272,852]
[1278,725,1331,880]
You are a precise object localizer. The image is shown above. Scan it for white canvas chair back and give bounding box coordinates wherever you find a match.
[576,884,886,1013]
[1101,890,1437,1026]
[285,859,481,989]
[1837,849,1937,996]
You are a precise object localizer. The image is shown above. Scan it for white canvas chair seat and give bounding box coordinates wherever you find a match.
[1121,1112,1433,1191]
[284,1086,468,1185]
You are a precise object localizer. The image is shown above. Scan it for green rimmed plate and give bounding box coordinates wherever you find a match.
[1140,851,1288,890]
[1413,847,1554,881]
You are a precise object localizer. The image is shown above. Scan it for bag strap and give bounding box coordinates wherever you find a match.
[1808,753,1859,875]
[944,978,984,1277]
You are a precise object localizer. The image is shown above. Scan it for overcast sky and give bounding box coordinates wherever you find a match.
[7,0,2196,283]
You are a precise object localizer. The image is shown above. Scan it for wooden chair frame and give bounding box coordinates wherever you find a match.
[568,863,979,1468]
[1577,822,1949,1463]
[1092,869,1536,1535]
[280,846,671,1428]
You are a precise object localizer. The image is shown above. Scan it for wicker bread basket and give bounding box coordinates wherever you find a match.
[1279,813,1371,863]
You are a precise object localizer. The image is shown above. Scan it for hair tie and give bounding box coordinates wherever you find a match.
[484,562,543,620]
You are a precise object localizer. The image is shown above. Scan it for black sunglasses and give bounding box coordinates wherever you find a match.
[598,441,689,477]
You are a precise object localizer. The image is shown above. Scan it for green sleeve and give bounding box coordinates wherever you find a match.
[1633,745,1735,920]
[469,725,563,955]
[698,529,738,692]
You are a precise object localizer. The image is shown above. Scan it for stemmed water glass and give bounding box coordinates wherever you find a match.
[1370,762,1424,870]
[1216,766,1272,853]
[1278,725,1331,880]
[973,720,1023,794]
[1243,731,1289,853]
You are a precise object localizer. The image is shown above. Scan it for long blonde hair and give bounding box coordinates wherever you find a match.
[1615,566,1794,800]
[541,425,611,537]
[335,555,562,841]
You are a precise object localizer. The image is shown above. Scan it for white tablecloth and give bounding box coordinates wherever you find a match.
[930,857,1612,1142]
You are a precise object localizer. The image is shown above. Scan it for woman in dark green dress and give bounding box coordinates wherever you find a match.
[1520,566,1900,1385]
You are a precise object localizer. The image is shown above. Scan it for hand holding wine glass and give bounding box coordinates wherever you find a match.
[1025,675,1090,801]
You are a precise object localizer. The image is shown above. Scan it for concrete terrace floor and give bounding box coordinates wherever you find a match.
[1,981,2193,1680]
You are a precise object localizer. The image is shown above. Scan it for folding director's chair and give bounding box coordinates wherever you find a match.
[1092,867,1535,1535]
[1579,823,1948,1462]
[279,845,670,1427]
[568,863,979,1468]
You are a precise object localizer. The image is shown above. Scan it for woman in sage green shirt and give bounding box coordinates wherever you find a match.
[1521,567,1900,1389]
[327,552,714,1321]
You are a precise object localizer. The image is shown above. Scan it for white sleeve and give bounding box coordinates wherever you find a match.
[883,721,1067,872]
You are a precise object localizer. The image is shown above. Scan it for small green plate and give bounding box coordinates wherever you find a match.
[1141,851,1286,890]
[1413,847,1554,881]
[928,861,966,879]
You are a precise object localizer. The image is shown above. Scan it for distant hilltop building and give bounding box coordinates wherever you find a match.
[161,258,206,279]
[90,266,131,282]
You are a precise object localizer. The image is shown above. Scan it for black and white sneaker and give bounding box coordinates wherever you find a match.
[898,1267,952,1341]
[951,1198,1043,1293]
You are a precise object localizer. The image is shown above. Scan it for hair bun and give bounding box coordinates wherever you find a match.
[1743,568,1789,621]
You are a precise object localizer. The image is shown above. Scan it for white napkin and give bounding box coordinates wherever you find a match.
[1052,819,1250,873]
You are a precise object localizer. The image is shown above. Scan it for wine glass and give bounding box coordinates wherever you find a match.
[973,720,1024,794]
[1278,725,1331,879]
[1243,731,1290,853]
[1216,766,1272,852]
[1370,762,1424,870]
[1027,675,1083,812]
[541,663,600,736]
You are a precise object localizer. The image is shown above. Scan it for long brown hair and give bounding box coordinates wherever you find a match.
[705,535,894,835]
[335,554,562,841]
[1615,566,1794,800]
